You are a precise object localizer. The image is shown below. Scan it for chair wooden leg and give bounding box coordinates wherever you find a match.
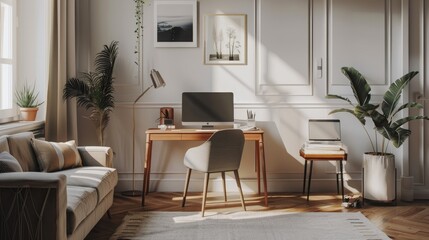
[221,172,227,202]
[233,170,246,211]
[182,168,192,207]
[202,173,210,217]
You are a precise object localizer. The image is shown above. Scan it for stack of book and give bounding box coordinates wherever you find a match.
[302,141,346,155]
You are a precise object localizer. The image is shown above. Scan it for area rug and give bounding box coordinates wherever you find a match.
[110,211,390,240]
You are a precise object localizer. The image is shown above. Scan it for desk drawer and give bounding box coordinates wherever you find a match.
[181,133,212,141]
[150,134,183,141]
[244,134,262,141]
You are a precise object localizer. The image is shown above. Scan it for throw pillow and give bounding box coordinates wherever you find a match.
[0,135,9,153]
[7,132,38,171]
[0,151,23,173]
[31,139,83,172]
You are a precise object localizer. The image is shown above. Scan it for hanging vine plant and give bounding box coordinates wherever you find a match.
[134,0,145,68]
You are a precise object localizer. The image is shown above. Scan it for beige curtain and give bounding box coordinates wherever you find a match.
[45,0,78,142]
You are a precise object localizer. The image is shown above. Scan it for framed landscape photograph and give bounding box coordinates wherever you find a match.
[154,0,197,47]
[204,14,247,65]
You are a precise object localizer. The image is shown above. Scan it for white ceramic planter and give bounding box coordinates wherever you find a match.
[363,153,396,201]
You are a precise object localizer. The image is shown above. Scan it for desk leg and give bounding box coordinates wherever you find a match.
[145,149,152,195]
[307,160,313,201]
[259,136,268,206]
[255,141,260,195]
[340,160,344,201]
[302,160,307,194]
[336,173,339,194]
[142,138,152,206]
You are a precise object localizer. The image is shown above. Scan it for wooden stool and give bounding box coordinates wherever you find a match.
[300,149,347,201]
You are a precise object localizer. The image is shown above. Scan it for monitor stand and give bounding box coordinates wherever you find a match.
[201,125,214,130]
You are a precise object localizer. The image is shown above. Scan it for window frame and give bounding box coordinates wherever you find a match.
[0,0,18,123]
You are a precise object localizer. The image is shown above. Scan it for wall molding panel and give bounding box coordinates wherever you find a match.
[256,0,314,96]
[327,0,393,96]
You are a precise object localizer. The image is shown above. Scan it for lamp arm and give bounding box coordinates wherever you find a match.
[133,85,154,105]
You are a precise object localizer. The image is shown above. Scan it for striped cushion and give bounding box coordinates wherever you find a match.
[31,139,82,172]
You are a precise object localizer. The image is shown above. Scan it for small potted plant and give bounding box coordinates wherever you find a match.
[15,82,44,121]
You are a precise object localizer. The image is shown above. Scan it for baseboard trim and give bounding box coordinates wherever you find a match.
[116,178,363,195]
[414,189,429,199]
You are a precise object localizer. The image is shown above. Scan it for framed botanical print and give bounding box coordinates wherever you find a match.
[204,14,247,65]
[154,0,197,47]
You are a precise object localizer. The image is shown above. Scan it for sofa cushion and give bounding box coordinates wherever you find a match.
[66,186,98,234]
[7,132,38,171]
[0,135,9,153]
[31,139,83,172]
[0,151,23,173]
[60,167,117,202]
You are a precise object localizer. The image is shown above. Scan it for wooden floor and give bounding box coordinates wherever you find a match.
[86,192,429,240]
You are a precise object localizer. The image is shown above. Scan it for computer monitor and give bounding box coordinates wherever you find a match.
[182,92,234,128]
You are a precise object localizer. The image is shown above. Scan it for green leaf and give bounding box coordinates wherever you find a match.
[381,71,419,118]
[391,115,429,129]
[329,108,366,125]
[381,127,411,148]
[329,108,354,115]
[369,110,388,128]
[357,103,379,112]
[341,67,372,106]
[15,83,44,108]
[390,102,423,117]
[326,94,352,104]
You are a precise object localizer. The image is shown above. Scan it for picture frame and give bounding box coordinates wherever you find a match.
[154,0,197,47]
[204,14,247,65]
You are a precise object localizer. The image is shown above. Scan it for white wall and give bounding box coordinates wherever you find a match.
[76,0,405,194]
[16,0,49,121]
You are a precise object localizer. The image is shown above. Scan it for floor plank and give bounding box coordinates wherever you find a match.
[86,192,429,240]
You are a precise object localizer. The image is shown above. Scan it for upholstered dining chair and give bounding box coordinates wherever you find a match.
[181,129,246,217]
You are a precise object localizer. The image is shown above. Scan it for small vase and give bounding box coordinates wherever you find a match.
[20,107,38,121]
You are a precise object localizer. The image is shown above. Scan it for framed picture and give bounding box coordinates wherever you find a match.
[204,14,247,65]
[154,0,197,47]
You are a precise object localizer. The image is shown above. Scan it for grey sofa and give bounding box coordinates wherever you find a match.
[0,132,118,240]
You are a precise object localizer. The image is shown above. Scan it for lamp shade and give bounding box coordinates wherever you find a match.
[150,69,166,88]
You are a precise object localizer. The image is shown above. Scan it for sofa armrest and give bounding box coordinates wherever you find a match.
[78,146,113,167]
[0,172,67,240]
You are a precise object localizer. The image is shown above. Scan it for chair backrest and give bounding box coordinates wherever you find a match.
[207,129,245,173]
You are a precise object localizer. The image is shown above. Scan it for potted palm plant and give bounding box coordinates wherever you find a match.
[328,67,429,202]
[15,82,44,121]
[63,41,118,146]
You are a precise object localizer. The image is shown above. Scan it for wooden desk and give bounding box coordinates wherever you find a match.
[299,149,347,201]
[142,128,268,206]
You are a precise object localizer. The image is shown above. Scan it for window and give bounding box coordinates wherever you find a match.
[0,0,16,122]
